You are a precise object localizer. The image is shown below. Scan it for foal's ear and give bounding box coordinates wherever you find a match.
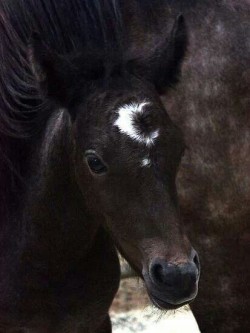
[127,15,187,94]
[28,33,74,107]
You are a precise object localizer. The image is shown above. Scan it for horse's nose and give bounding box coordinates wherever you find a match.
[149,250,200,305]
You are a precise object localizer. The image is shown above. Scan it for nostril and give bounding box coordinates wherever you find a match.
[150,260,177,287]
[152,263,164,284]
[193,252,200,272]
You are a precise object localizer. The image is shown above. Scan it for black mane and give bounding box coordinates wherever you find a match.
[0,0,124,137]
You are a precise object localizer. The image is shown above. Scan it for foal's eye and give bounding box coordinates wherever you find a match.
[85,152,107,175]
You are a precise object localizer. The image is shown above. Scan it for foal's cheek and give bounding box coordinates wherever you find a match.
[73,156,102,207]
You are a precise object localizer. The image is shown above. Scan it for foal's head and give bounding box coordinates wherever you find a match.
[30,16,200,309]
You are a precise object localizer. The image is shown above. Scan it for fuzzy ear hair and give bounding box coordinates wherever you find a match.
[126,15,187,94]
[28,33,75,107]
[29,34,107,111]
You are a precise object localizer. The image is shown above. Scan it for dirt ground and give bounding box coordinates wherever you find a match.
[111,278,149,313]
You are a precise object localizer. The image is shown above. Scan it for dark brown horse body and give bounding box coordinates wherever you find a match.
[161,2,250,332]
[0,0,249,332]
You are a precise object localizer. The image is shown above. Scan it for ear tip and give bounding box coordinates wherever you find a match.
[177,14,185,22]
[176,14,186,29]
[173,14,187,46]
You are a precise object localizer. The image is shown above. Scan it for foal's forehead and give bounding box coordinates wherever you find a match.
[113,101,160,147]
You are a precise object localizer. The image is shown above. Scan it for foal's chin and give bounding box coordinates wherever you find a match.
[147,288,198,311]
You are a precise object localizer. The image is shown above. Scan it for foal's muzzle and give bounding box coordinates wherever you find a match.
[146,250,200,309]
